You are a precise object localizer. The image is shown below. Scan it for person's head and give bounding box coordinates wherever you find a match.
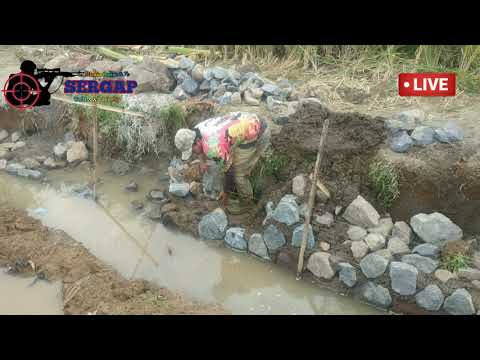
[175,128,199,161]
[20,60,36,75]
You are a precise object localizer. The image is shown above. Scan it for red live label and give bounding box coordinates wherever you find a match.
[398,73,456,96]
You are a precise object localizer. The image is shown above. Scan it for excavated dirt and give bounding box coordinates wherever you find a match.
[0,206,226,315]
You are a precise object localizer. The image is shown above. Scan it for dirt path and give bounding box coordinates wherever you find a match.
[0,206,227,315]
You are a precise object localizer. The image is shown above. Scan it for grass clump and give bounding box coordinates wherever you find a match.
[368,160,400,209]
[250,153,289,200]
[441,253,472,273]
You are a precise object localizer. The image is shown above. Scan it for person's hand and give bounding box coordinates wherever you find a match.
[218,191,229,207]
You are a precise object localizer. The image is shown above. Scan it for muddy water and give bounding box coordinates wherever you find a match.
[0,163,381,315]
[0,270,63,315]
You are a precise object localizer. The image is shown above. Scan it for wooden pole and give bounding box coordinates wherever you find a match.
[92,96,98,202]
[296,118,330,279]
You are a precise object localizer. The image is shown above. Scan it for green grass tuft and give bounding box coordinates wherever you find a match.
[368,160,400,209]
[441,253,472,273]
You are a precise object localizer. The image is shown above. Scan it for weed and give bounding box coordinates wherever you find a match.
[441,253,472,273]
[368,160,400,209]
[250,153,289,200]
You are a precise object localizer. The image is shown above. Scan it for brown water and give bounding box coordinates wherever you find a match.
[0,162,381,315]
[0,270,63,315]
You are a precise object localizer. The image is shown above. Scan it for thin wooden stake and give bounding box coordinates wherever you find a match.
[92,96,98,202]
[296,118,330,279]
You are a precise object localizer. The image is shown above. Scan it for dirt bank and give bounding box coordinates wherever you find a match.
[0,206,226,315]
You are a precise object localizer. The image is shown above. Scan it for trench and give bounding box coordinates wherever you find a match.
[0,164,380,315]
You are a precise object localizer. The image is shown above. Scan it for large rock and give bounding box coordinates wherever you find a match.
[412,243,440,258]
[392,221,413,244]
[306,252,335,280]
[272,195,300,226]
[411,126,435,145]
[401,254,439,274]
[415,285,444,312]
[292,174,306,198]
[198,208,228,240]
[178,56,195,71]
[66,142,88,163]
[291,224,315,249]
[443,289,476,315]
[390,261,418,295]
[374,249,393,262]
[360,254,389,279]
[343,195,380,228]
[347,226,367,241]
[457,268,480,281]
[368,217,393,237]
[168,182,190,197]
[263,224,286,253]
[364,233,386,252]
[387,237,410,255]
[385,109,425,134]
[390,131,413,153]
[410,212,463,246]
[351,241,369,259]
[248,233,270,260]
[0,130,8,142]
[111,160,131,175]
[434,121,464,143]
[192,64,205,82]
[224,227,247,251]
[337,262,357,287]
[361,282,392,309]
[124,58,175,93]
[181,77,199,95]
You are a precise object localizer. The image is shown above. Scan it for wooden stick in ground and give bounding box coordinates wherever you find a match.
[92,97,98,202]
[296,118,330,279]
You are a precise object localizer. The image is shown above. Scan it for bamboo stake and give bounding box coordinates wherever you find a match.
[92,96,98,202]
[296,118,330,279]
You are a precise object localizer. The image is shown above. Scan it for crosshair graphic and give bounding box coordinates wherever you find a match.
[2,72,41,110]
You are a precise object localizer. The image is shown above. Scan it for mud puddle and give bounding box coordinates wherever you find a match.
[0,163,380,315]
[0,269,63,315]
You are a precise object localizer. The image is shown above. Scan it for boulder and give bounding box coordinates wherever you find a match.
[263,224,286,253]
[181,77,199,96]
[224,227,247,251]
[272,195,300,226]
[385,109,425,134]
[347,226,367,241]
[412,243,440,258]
[307,252,335,280]
[66,142,88,163]
[390,131,413,153]
[390,261,418,295]
[11,131,21,143]
[373,249,393,262]
[351,241,369,259]
[410,212,463,246]
[415,285,444,312]
[291,224,315,249]
[361,282,392,308]
[343,195,380,228]
[360,254,389,279]
[337,262,357,287]
[457,268,480,281]
[314,212,334,228]
[22,158,40,170]
[411,126,435,145]
[292,174,306,198]
[401,254,439,274]
[392,221,413,244]
[124,58,175,93]
[443,288,476,315]
[198,208,228,240]
[168,182,190,197]
[368,217,393,237]
[387,237,410,255]
[111,160,131,175]
[364,233,386,252]
[0,130,8,142]
[231,92,242,105]
[125,182,138,192]
[434,269,456,283]
[178,56,195,71]
[248,233,270,260]
[192,64,205,82]
[434,121,464,143]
